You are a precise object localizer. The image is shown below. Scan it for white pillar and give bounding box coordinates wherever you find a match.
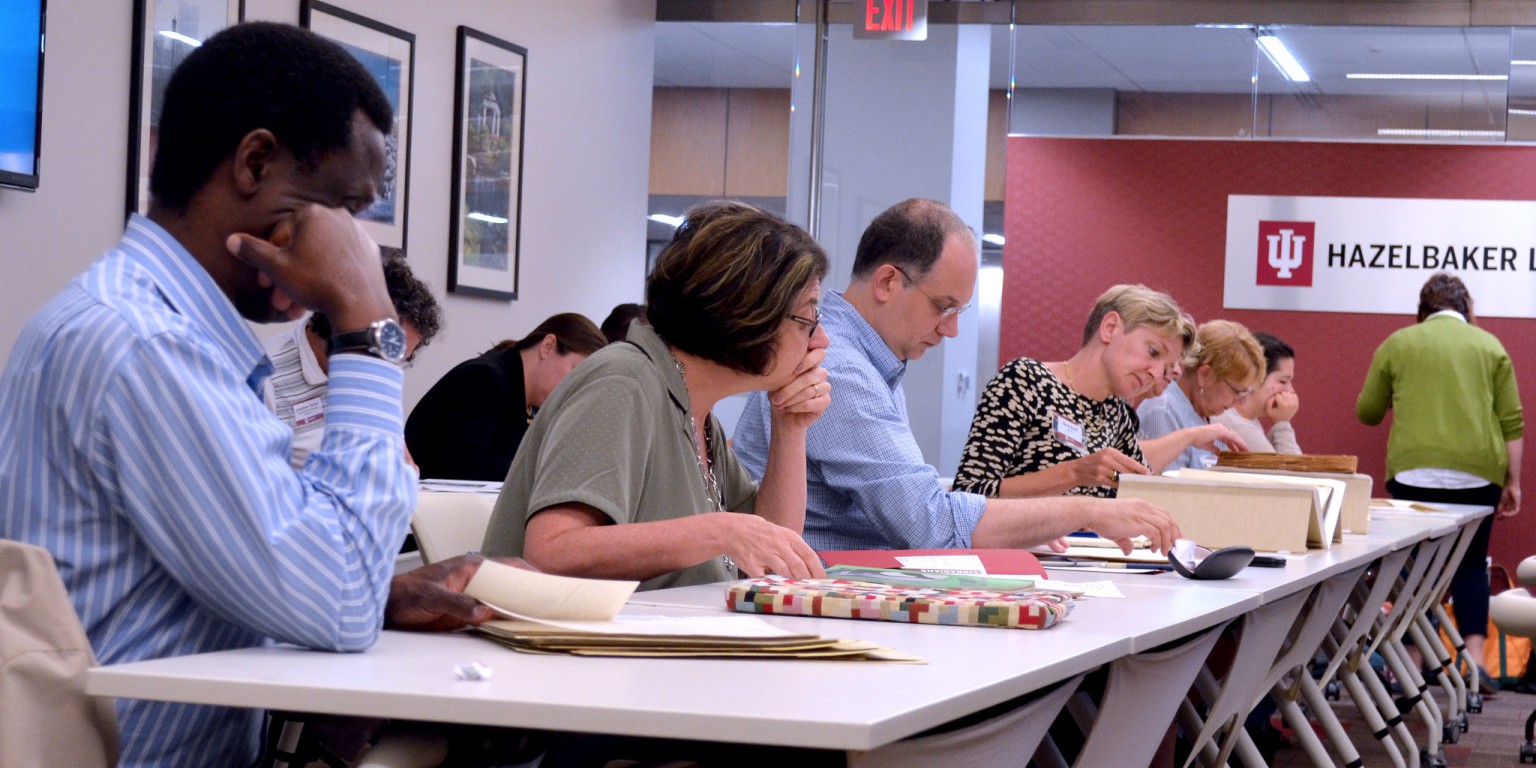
[789,23,990,477]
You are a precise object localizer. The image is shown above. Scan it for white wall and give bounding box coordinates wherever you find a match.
[0,0,656,410]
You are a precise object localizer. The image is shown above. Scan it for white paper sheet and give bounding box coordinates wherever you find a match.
[893,554,987,574]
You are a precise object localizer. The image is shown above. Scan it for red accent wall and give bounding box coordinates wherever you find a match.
[1002,137,1536,569]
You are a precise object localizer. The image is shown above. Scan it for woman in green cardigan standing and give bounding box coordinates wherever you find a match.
[1358,272,1523,685]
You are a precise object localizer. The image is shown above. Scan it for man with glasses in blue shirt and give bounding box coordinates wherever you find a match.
[734,198,1179,555]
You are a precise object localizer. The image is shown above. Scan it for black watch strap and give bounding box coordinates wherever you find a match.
[327,329,374,357]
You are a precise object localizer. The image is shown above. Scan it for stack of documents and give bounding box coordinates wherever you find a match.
[728,576,1074,630]
[1027,535,1168,565]
[474,615,920,661]
[462,560,920,661]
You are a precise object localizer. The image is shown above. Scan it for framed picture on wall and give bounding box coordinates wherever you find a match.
[127,0,244,218]
[301,0,414,249]
[448,26,527,300]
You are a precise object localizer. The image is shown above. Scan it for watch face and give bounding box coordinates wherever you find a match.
[374,320,408,363]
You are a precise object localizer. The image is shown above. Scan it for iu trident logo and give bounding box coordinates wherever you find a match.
[1256,220,1315,287]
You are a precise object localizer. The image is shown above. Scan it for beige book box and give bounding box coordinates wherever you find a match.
[1204,466,1372,534]
[1117,472,1343,553]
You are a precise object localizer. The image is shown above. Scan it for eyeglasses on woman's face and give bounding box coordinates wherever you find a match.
[1220,379,1253,401]
[787,306,820,338]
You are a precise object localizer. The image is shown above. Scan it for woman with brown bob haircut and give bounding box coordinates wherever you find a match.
[482,201,833,589]
[1137,319,1263,471]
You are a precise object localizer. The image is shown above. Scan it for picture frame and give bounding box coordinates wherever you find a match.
[301,0,414,249]
[127,0,243,218]
[448,26,527,300]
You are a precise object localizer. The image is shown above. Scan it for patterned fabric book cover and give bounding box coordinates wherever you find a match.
[727,576,1075,630]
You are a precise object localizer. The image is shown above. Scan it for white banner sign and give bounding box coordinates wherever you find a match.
[1224,194,1536,318]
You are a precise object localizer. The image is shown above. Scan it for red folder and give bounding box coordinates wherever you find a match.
[817,549,1046,577]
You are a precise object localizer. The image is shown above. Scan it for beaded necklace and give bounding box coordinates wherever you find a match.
[669,350,735,576]
[1057,359,1105,445]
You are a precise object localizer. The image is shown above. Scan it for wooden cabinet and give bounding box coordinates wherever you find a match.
[649,87,790,197]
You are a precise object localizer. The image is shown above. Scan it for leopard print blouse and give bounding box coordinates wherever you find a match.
[953,357,1146,498]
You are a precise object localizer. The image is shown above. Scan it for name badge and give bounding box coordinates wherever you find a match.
[292,396,326,427]
[1053,413,1087,455]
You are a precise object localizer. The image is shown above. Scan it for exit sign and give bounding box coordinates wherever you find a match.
[854,0,928,41]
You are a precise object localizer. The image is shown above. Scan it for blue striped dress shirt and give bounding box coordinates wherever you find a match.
[733,290,987,550]
[0,216,415,768]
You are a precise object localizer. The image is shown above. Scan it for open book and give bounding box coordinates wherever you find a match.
[462,561,921,661]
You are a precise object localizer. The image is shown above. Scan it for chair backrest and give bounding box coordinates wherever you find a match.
[411,492,497,565]
[0,539,119,767]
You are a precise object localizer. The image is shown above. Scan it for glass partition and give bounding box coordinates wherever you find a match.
[1008,25,1520,142]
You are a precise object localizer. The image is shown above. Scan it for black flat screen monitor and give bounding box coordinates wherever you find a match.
[0,0,45,192]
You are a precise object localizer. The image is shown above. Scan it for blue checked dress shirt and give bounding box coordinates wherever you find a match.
[1135,380,1217,471]
[734,291,987,550]
[0,216,415,768]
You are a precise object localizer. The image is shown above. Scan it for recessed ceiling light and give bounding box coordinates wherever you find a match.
[1348,73,1507,81]
[1257,34,1310,83]
[1376,128,1503,138]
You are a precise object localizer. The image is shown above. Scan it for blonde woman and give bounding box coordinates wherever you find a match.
[1137,320,1265,471]
[954,285,1204,499]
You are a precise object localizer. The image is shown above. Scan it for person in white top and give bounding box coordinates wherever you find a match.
[264,249,441,468]
[1212,332,1300,454]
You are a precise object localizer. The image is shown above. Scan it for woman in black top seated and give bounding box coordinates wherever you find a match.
[953,284,1225,498]
[405,313,605,481]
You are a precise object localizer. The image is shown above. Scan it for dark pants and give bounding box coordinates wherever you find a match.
[1386,479,1501,638]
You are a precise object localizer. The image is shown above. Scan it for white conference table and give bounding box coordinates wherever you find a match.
[1041,504,1486,604]
[84,508,1484,754]
[87,582,1256,751]
[1039,537,1393,605]
[631,577,1260,655]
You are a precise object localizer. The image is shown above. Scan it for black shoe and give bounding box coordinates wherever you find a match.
[1475,665,1502,694]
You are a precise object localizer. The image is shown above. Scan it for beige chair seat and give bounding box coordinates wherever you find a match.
[0,539,119,767]
[1491,555,1536,639]
[411,491,497,565]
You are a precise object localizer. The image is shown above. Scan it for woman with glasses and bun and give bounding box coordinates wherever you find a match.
[1137,319,1264,472]
[482,201,831,590]
[1212,332,1302,455]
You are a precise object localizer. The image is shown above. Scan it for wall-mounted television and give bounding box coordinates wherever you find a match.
[0,0,45,192]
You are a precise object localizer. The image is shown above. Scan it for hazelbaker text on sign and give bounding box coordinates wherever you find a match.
[1224,194,1536,319]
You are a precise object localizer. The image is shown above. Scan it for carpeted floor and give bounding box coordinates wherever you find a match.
[1270,683,1536,767]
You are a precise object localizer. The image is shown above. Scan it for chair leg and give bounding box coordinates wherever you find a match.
[1521,707,1536,764]
[269,716,306,768]
[1340,668,1409,768]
